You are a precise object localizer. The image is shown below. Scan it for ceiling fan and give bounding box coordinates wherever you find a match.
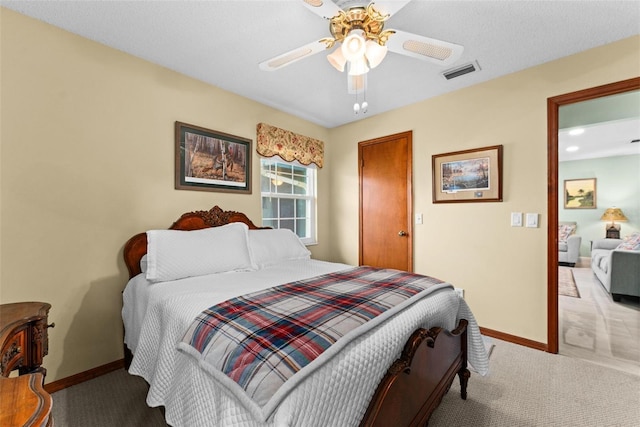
[259,0,464,92]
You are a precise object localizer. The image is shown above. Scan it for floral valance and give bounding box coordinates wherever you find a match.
[256,123,324,168]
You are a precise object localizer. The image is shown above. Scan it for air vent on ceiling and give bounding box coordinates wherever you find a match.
[631,139,640,143]
[442,61,481,80]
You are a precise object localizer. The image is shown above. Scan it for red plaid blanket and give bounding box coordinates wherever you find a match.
[180,266,447,407]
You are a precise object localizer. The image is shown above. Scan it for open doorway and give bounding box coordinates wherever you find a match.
[547,78,640,371]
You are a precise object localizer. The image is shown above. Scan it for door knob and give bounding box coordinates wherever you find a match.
[398,231,407,237]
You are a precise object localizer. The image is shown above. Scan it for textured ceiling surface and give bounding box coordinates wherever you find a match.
[3,0,639,130]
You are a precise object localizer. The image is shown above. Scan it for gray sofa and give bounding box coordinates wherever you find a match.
[591,238,640,301]
[558,221,581,267]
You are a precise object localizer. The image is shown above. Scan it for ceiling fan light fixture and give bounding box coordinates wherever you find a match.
[348,73,366,94]
[327,47,346,72]
[341,31,366,61]
[348,58,369,76]
[364,40,387,69]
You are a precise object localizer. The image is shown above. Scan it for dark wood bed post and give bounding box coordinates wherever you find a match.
[122,206,472,426]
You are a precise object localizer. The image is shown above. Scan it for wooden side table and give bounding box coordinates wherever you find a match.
[0,373,53,426]
[1,302,54,377]
[1,302,54,426]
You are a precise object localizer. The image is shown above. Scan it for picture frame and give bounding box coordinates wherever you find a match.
[175,121,252,194]
[432,145,503,203]
[564,178,596,209]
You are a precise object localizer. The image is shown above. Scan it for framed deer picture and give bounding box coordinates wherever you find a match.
[175,121,252,194]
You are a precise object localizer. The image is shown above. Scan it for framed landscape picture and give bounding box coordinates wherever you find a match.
[564,178,596,209]
[432,145,503,203]
[175,121,252,194]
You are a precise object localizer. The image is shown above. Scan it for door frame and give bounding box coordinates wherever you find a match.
[358,131,413,270]
[546,77,640,353]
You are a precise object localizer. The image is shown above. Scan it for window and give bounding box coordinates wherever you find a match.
[260,157,317,245]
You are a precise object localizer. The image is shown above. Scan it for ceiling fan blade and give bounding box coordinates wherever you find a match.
[259,39,332,71]
[372,1,412,18]
[386,29,463,66]
[300,0,343,19]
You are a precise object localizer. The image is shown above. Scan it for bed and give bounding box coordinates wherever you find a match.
[122,206,488,427]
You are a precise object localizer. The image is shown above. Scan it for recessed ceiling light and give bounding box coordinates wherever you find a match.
[566,146,579,152]
[568,128,585,136]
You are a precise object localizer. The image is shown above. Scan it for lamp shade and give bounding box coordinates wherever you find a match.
[365,40,387,69]
[327,47,346,72]
[348,58,369,76]
[341,31,366,61]
[600,207,628,222]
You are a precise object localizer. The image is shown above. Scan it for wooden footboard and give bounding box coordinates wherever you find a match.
[360,319,469,427]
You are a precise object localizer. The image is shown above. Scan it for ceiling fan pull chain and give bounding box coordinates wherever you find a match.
[362,73,369,114]
[353,83,360,114]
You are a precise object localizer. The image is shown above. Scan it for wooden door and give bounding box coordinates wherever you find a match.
[359,131,413,271]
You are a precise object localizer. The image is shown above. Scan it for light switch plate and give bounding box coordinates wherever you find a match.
[415,213,423,225]
[511,212,523,227]
[526,213,538,228]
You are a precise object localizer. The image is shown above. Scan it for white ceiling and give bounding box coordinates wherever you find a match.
[559,117,640,162]
[558,90,640,162]
[3,0,639,130]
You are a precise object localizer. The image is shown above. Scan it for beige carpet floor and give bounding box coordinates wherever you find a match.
[51,338,640,426]
[430,339,639,426]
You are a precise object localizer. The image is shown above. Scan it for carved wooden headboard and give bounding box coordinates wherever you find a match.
[123,205,264,279]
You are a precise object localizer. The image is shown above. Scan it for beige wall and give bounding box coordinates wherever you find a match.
[2,8,639,383]
[0,9,332,382]
[328,36,640,342]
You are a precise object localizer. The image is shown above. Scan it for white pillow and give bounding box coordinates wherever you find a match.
[248,228,311,268]
[145,222,256,282]
[140,254,148,273]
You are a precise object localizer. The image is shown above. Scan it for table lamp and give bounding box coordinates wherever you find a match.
[600,207,627,239]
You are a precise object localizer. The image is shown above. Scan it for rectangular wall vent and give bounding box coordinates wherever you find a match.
[442,61,481,80]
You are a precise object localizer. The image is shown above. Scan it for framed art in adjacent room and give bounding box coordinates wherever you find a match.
[432,145,503,203]
[564,178,596,209]
[175,121,252,194]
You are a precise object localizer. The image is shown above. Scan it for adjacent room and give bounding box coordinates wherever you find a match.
[557,91,640,373]
[1,1,639,426]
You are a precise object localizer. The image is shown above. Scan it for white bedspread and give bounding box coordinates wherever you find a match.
[123,259,489,427]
